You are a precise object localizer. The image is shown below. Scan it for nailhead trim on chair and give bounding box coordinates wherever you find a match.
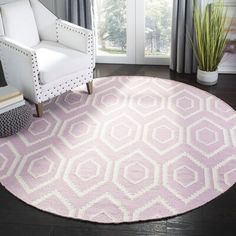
[55,19,95,68]
[0,39,42,104]
[0,44,8,80]
[40,70,93,102]
[56,20,88,37]
[56,24,59,42]
[29,50,42,103]
[0,40,30,56]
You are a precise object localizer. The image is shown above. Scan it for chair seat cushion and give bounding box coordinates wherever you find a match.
[34,41,91,84]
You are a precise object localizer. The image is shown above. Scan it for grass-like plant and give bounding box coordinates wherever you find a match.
[191,0,229,72]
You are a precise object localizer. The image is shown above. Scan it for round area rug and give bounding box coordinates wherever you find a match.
[0,76,236,224]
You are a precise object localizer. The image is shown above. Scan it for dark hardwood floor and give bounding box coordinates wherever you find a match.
[0,64,236,236]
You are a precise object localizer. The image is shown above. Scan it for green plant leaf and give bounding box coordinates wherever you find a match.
[188,0,230,71]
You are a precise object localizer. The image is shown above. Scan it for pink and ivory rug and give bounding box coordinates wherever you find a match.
[0,76,236,223]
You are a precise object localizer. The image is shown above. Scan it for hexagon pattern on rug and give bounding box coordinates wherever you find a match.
[0,76,236,223]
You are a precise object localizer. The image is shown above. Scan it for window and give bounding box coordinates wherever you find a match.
[95,0,173,64]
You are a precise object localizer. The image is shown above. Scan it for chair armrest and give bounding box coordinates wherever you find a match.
[0,37,42,103]
[56,19,95,68]
[0,37,35,55]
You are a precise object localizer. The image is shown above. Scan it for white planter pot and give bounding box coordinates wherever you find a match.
[197,69,218,86]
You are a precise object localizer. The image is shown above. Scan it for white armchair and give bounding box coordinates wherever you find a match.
[0,0,95,117]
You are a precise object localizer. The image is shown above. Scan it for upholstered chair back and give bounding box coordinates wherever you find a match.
[0,0,40,47]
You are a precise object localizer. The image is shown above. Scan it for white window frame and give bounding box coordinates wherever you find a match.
[95,0,172,65]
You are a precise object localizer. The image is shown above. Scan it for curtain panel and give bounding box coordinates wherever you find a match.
[66,0,94,29]
[170,0,195,74]
[170,0,208,74]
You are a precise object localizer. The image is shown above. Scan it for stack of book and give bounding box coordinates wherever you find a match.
[0,85,25,114]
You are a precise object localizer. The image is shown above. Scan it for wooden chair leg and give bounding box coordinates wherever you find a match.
[35,103,43,117]
[86,81,93,95]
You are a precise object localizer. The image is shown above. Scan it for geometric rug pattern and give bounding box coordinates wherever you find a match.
[0,76,236,223]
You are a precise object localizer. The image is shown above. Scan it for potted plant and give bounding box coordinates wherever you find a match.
[191,0,229,85]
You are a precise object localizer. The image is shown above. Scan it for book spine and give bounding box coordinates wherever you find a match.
[0,92,21,103]
[0,100,26,114]
[0,95,24,108]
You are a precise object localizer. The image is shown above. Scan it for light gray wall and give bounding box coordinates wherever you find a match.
[39,0,55,12]
[41,0,66,19]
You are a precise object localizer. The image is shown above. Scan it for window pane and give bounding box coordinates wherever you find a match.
[145,0,173,57]
[95,0,127,56]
